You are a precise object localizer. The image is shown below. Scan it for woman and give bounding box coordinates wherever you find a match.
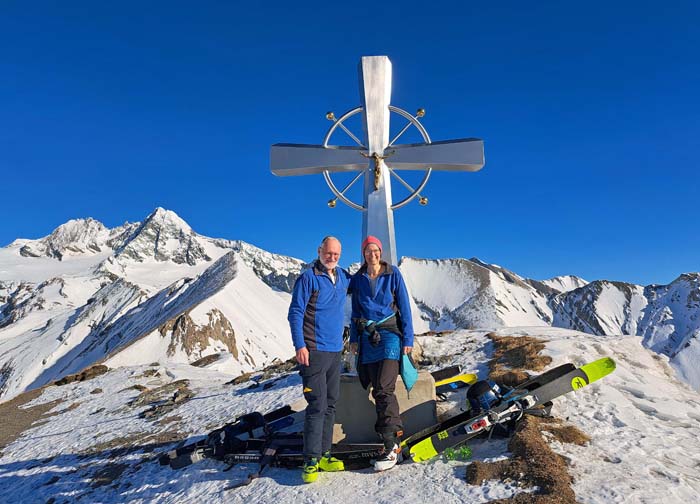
[349,235,413,471]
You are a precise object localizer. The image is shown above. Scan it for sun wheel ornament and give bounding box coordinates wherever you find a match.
[323,106,432,211]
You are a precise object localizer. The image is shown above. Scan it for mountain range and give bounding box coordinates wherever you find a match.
[1,207,698,401]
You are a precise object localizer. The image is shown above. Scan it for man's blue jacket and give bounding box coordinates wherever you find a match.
[288,261,350,352]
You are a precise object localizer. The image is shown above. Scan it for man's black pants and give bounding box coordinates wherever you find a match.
[300,350,341,459]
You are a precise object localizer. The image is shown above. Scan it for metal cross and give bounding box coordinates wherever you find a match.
[270,56,485,265]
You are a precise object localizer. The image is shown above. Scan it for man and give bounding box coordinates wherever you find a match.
[287,236,350,483]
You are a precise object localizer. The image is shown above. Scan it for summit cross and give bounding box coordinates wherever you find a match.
[270,56,485,265]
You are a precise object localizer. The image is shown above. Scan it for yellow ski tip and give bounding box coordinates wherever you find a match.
[410,440,439,462]
[580,357,616,383]
[434,373,478,387]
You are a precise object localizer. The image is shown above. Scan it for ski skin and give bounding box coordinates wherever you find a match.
[430,365,462,383]
[409,357,615,462]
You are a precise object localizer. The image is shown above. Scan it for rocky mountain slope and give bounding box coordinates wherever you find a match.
[1,208,699,400]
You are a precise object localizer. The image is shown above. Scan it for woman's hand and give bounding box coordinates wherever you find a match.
[403,346,413,355]
[350,342,358,354]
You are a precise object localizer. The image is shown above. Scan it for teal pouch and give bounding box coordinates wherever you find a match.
[400,353,418,393]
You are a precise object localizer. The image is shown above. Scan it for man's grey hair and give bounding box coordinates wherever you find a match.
[319,235,341,248]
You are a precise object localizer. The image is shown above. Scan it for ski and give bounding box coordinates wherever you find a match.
[434,362,575,397]
[400,409,475,452]
[511,362,576,391]
[401,362,576,453]
[408,357,616,462]
[435,373,478,396]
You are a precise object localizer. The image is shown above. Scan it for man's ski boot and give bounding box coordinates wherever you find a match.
[374,431,403,472]
[301,458,319,483]
[319,451,345,472]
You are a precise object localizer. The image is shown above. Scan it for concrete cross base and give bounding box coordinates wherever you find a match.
[332,370,437,443]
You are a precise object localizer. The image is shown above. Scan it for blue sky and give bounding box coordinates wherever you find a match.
[1,1,698,285]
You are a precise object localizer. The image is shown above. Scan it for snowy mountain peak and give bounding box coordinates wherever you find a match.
[539,275,589,294]
[468,257,532,289]
[147,207,193,233]
[671,272,700,288]
[114,208,211,266]
[17,218,110,260]
[228,240,306,293]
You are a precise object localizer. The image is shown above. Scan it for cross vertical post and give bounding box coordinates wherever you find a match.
[358,56,397,265]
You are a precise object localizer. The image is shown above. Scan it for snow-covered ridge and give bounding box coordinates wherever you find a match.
[538,274,589,294]
[2,208,700,400]
[400,257,552,330]
[13,218,139,261]
[551,275,700,389]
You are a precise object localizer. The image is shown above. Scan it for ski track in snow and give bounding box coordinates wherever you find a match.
[1,328,699,503]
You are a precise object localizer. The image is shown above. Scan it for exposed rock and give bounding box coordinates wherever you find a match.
[259,357,298,381]
[227,372,253,385]
[130,380,194,420]
[54,365,110,386]
[0,359,14,398]
[130,380,191,408]
[90,463,130,488]
[190,353,221,368]
[114,208,211,265]
[160,308,238,361]
[0,282,47,329]
[416,330,455,337]
[225,240,305,293]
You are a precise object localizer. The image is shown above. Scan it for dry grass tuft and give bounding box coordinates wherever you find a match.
[463,333,590,503]
[486,333,552,387]
[466,416,578,503]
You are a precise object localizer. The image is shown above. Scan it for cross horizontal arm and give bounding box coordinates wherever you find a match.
[270,143,367,176]
[386,138,485,172]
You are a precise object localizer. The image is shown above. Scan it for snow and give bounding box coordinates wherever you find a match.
[1,327,699,503]
[104,252,296,377]
[541,275,588,293]
[594,284,638,334]
[670,331,700,390]
[401,257,552,329]
[0,247,113,283]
